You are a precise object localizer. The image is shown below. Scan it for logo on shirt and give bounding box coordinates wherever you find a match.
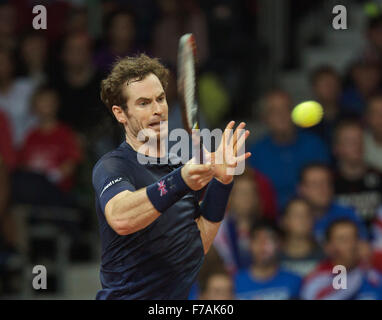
[100,177,122,197]
[157,180,168,196]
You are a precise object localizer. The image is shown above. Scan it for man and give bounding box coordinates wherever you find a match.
[198,270,234,300]
[280,197,324,277]
[364,95,382,172]
[93,54,250,299]
[333,119,382,229]
[0,48,37,148]
[249,89,329,210]
[308,65,343,146]
[234,221,302,300]
[341,61,381,116]
[298,163,368,244]
[301,219,382,300]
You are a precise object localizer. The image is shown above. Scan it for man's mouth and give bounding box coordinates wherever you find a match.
[148,120,167,129]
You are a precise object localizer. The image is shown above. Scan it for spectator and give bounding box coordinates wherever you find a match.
[333,119,382,229]
[364,95,382,172]
[308,66,344,146]
[17,31,49,86]
[234,221,302,300]
[189,245,229,300]
[52,32,116,155]
[0,48,37,148]
[280,198,324,277]
[198,270,234,300]
[214,168,266,273]
[94,9,138,75]
[301,219,382,300]
[0,110,16,170]
[0,111,18,253]
[361,15,382,65]
[341,61,381,116]
[298,163,368,244]
[249,89,330,210]
[17,85,82,193]
[0,2,17,51]
[153,0,209,68]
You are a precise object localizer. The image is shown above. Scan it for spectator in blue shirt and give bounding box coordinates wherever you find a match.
[234,221,302,300]
[298,163,369,243]
[249,89,330,210]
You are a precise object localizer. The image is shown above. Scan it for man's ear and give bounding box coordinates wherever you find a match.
[111,105,127,124]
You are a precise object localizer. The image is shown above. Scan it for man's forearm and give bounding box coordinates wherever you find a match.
[197,178,234,254]
[196,217,221,254]
[105,167,191,235]
[105,188,160,236]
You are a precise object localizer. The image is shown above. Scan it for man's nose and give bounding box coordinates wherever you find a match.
[152,100,163,115]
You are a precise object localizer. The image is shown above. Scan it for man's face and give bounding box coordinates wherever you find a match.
[34,91,58,120]
[109,13,135,45]
[283,200,313,238]
[299,168,333,210]
[313,74,341,104]
[264,93,294,138]
[369,24,382,51]
[63,35,91,69]
[334,126,364,165]
[250,229,279,267]
[230,178,259,219]
[201,274,234,300]
[122,73,168,141]
[326,223,359,268]
[367,99,382,138]
[353,65,380,95]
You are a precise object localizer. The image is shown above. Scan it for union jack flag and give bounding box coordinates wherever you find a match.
[157,180,168,196]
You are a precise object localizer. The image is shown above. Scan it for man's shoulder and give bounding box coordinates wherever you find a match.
[92,143,135,178]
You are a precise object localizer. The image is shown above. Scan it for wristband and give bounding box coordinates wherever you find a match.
[200,178,234,222]
[146,167,191,213]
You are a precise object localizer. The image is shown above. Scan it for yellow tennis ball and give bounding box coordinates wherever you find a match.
[291,101,323,128]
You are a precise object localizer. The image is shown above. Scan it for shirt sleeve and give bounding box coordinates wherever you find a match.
[92,157,136,213]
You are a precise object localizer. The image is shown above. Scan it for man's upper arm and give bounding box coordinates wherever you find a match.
[92,157,136,213]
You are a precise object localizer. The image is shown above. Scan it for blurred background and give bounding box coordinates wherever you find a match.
[1,0,382,299]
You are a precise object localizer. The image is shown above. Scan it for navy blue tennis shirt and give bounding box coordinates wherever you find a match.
[92,141,205,300]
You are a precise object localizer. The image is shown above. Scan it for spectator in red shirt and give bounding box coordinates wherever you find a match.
[18,85,82,193]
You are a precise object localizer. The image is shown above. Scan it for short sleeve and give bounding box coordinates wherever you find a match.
[92,157,136,212]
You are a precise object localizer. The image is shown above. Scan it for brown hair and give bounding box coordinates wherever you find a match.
[100,53,170,113]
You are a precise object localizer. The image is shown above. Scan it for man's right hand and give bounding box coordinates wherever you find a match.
[181,160,214,191]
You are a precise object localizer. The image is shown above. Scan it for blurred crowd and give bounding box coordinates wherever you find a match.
[0,0,382,300]
[195,12,382,300]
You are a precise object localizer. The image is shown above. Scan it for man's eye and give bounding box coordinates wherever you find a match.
[140,101,148,106]
[158,96,165,102]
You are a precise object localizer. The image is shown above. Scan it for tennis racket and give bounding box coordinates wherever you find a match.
[177,33,203,163]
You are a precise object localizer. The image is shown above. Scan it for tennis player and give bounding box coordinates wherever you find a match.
[93,54,250,299]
